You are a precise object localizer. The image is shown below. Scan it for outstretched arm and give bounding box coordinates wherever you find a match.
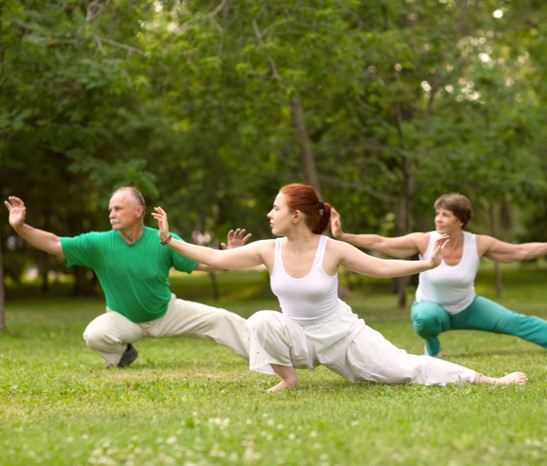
[333,234,448,278]
[4,196,64,259]
[479,235,547,263]
[330,207,425,258]
[152,206,265,270]
[196,228,253,272]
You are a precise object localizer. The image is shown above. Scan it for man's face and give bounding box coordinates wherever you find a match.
[108,190,143,231]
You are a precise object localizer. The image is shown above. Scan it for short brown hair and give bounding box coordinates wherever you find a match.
[434,193,472,228]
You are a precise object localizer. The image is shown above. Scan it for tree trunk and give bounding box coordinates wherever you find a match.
[396,148,412,309]
[395,193,411,308]
[0,232,6,331]
[208,272,220,301]
[489,203,503,296]
[290,96,321,196]
[393,102,414,308]
[71,267,99,296]
[252,21,321,197]
[40,253,49,293]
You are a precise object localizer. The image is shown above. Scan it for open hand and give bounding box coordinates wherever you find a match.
[151,207,171,243]
[330,208,343,238]
[4,196,27,229]
[429,234,449,267]
[221,228,252,249]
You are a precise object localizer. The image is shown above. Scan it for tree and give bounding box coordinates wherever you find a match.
[2,0,545,308]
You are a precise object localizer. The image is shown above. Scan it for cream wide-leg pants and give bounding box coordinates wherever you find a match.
[246,301,476,386]
[83,294,249,367]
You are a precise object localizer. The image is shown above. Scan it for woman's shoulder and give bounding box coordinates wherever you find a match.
[249,238,276,250]
[474,233,497,257]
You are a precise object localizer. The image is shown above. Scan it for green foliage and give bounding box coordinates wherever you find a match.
[1,0,546,284]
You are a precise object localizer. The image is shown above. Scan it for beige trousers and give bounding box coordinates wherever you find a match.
[83,294,249,367]
[247,301,476,386]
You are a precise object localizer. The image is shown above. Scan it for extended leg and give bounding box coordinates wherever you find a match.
[148,295,250,359]
[453,296,547,348]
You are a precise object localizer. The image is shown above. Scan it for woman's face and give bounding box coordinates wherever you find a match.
[267,192,294,236]
[434,208,463,235]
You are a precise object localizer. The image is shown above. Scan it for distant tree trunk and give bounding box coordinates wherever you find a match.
[252,20,321,198]
[39,253,49,293]
[395,191,411,308]
[290,96,321,197]
[0,233,6,331]
[71,267,98,296]
[208,272,220,301]
[489,203,503,296]
[393,100,414,308]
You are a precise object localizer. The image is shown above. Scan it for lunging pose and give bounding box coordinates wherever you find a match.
[331,193,547,357]
[5,188,250,368]
[153,184,527,391]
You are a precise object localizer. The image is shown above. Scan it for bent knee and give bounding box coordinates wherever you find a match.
[83,326,104,350]
[82,319,114,350]
[246,310,279,332]
[412,312,441,337]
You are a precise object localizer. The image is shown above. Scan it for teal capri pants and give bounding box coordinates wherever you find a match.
[411,296,547,356]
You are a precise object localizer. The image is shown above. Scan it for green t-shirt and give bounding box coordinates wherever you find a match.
[60,226,198,323]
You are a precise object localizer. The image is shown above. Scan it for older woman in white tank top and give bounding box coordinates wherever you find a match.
[153,184,527,392]
[331,193,547,358]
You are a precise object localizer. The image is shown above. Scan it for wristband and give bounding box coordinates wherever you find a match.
[160,235,173,246]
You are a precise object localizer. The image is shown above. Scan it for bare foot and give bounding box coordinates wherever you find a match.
[266,380,299,393]
[496,372,528,385]
[475,372,528,385]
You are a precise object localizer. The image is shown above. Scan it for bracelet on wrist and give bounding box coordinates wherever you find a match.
[160,235,173,246]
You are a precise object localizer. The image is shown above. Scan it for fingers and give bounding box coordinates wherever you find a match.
[7,196,23,205]
[229,228,247,238]
[437,234,449,248]
[228,228,251,241]
[4,196,24,210]
[151,207,168,220]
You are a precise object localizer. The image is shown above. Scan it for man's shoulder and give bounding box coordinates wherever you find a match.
[81,230,117,242]
[62,230,112,242]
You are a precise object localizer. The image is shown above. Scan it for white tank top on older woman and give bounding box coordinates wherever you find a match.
[415,231,479,314]
[270,235,339,325]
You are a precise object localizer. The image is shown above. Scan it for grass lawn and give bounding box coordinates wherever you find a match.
[1,262,546,465]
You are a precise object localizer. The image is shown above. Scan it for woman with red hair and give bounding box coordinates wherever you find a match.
[153,184,527,392]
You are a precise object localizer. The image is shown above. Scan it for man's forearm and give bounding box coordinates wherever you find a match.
[12,223,64,258]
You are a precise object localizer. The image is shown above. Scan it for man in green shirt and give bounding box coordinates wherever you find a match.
[4,187,250,368]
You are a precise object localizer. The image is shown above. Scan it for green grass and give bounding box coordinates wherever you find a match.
[1,263,546,465]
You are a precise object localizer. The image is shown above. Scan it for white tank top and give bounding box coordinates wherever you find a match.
[270,235,339,325]
[415,231,478,314]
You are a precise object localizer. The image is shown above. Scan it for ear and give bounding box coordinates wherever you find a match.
[135,205,145,218]
[293,210,301,224]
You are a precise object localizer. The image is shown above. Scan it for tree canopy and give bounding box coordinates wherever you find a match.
[2,0,546,298]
